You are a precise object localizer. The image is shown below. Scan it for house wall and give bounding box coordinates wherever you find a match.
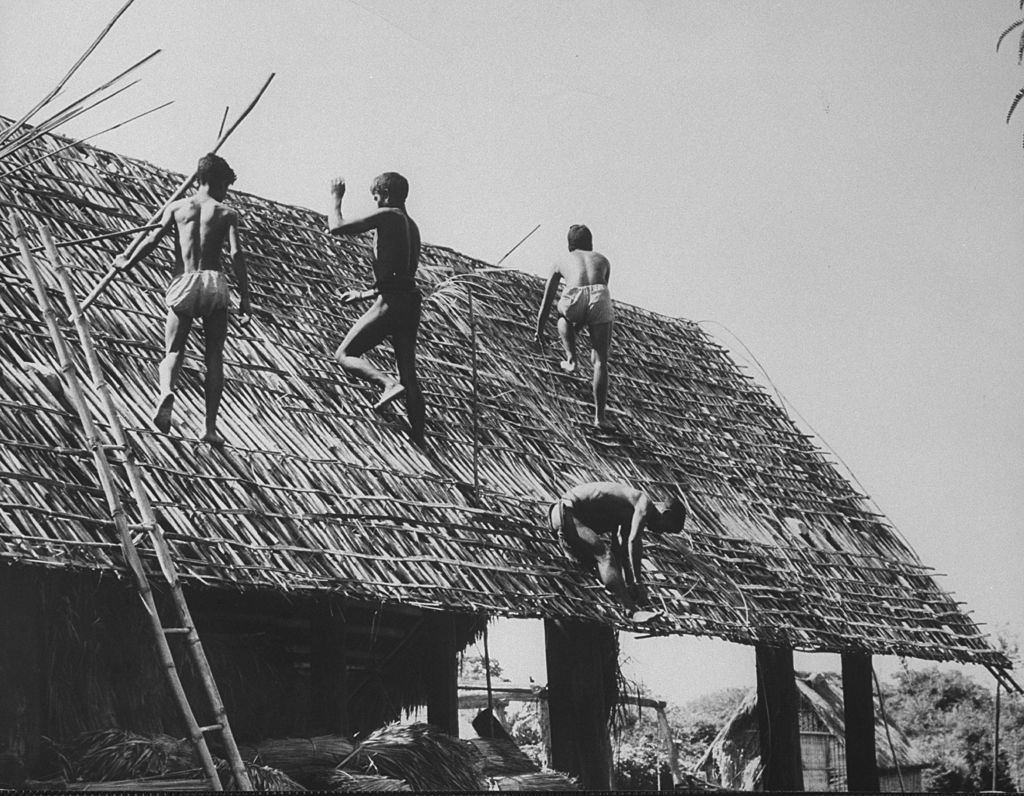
[1,566,476,777]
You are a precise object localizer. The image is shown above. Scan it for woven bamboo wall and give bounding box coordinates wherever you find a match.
[0,120,1005,666]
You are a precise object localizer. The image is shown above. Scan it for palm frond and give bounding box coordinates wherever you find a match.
[996,18,1024,52]
[1006,85,1024,124]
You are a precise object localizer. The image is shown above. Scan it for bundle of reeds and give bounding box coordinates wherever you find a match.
[325,770,411,791]
[235,734,355,786]
[343,723,484,792]
[490,771,580,791]
[216,759,306,791]
[466,736,539,776]
[59,729,197,781]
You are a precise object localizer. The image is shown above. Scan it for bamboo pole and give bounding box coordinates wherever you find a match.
[0,0,138,147]
[9,213,225,791]
[0,49,161,160]
[38,221,253,792]
[0,79,143,161]
[76,72,276,316]
[992,677,1001,792]
[0,100,174,180]
[0,223,162,262]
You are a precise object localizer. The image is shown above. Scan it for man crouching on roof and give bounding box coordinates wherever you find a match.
[327,172,426,448]
[548,481,687,622]
[116,153,249,446]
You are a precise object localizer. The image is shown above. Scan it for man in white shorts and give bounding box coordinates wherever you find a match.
[116,154,250,445]
[534,224,614,427]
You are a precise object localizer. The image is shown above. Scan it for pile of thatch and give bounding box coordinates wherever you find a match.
[216,760,305,791]
[324,770,411,791]
[56,729,197,782]
[491,771,580,790]
[235,734,355,786]
[338,722,484,792]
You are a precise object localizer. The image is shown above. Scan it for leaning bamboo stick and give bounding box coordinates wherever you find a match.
[0,80,142,164]
[0,49,162,160]
[38,221,253,792]
[0,100,173,181]
[10,213,225,792]
[0,223,162,262]
[0,0,138,147]
[76,72,276,317]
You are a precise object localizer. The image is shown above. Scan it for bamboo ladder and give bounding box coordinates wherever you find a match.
[10,216,253,792]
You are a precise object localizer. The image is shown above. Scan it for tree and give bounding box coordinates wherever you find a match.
[881,665,1018,791]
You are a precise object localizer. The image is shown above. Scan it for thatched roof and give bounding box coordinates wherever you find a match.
[0,118,1006,667]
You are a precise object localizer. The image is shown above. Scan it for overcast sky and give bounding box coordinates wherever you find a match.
[2,1,1021,704]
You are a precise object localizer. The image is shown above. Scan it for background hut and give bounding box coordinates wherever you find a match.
[0,119,1012,788]
[697,671,926,791]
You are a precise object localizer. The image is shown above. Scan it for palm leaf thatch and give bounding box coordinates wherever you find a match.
[340,722,484,791]
[0,117,1008,668]
[325,770,411,791]
[57,729,197,782]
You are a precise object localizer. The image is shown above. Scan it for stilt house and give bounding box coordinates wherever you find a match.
[0,120,1014,790]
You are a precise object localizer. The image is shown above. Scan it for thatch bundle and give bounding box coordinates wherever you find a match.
[490,771,580,791]
[58,729,197,782]
[235,734,356,787]
[343,723,484,791]
[325,770,411,791]
[217,760,306,791]
[466,736,539,776]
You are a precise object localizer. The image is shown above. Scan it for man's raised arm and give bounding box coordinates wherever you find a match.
[327,177,389,236]
[534,266,562,343]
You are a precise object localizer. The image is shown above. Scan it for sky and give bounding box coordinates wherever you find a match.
[1,1,1022,706]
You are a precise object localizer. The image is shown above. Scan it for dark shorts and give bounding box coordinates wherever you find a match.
[548,500,609,567]
[377,289,421,336]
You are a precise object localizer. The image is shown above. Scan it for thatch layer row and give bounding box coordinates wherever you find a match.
[0,119,1004,665]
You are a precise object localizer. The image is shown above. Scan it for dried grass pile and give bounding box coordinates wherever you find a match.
[57,729,197,781]
[466,735,539,776]
[325,770,411,791]
[490,771,580,790]
[217,760,306,791]
[236,734,355,787]
[342,723,484,792]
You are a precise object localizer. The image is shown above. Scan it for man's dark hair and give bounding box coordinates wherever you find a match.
[371,172,409,203]
[650,496,687,533]
[567,224,593,251]
[196,154,236,188]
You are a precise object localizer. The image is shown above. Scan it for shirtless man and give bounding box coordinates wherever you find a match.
[115,153,249,446]
[548,481,686,621]
[327,172,426,448]
[534,224,614,427]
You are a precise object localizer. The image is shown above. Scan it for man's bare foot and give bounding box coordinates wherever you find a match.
[594,415,612,429]
[629,608,661,624]
[372,383,406,412]
[152,393,175,433]
[559,358,577,374]
[201,429,226,447]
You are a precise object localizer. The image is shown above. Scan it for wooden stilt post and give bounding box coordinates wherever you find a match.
[423,612,459,735]
[0,570,43,784]
[755,644,804,791]
[842,651,879,792]
[544,619,617,791]
[310,600,348,735]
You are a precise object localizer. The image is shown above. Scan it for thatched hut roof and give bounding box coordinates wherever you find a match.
[0,118,1007,667]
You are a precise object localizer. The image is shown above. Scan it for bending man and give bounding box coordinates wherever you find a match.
[548,481,686,621]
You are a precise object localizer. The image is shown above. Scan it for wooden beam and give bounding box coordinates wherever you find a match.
[544,619,616,791]
[755,644,804,791]
[422,612,459,736]
[309,601,347,734]
[842,652,880,792]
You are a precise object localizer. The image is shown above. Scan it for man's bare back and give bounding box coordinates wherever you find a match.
[554,249,611,290]
[167,195,238,274]
[369,207,421,290]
